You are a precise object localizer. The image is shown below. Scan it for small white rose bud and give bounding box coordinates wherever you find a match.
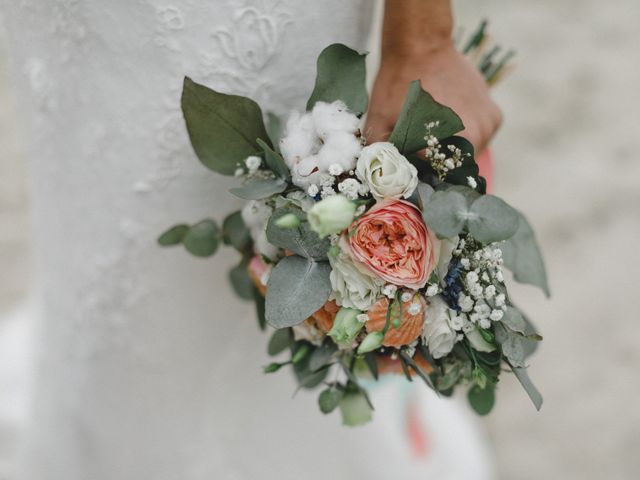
[307,194,356,238]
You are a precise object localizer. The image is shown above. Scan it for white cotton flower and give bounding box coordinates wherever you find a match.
[241,201,278,260]
[489,309,504,321]
[459,294,474,313]
[280,101,362,189]
[422,295,458,359]
[328,163,344,176]
[329,248,383,311]
[245,155,261,174]
[356,142,418,200]
[467,176,478,189]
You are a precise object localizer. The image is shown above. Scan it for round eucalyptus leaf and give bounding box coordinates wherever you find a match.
[422,190,468,239]
[267,328,293,356]
[228,263,253,300]
[183,219,220,257]
[158,224,189,246]
[468,195,519,243]
[222,211,252,252]
[339,391,373,426]
[468,384,495,416]
[229,177,287,200]
[319,388,343,414]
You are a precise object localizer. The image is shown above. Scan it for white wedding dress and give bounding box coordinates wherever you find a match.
[0,1,494,478]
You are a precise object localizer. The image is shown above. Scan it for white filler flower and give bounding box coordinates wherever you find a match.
[356,142,418,200]
[422,295,459,359]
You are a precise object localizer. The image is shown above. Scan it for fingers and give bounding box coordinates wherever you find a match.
[363,112,395,144]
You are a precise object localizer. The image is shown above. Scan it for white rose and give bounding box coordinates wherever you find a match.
[422,295,458,359]
[329,245,383,311]
[356,142,418,200]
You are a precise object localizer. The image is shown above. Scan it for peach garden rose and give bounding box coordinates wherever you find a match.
[346,199,439,289]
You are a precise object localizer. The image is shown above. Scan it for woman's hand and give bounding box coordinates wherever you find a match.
[365,0,502,153]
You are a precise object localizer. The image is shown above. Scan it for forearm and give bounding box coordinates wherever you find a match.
[381,0,454,59]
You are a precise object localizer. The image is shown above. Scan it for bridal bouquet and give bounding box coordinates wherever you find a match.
[160,43,549,425]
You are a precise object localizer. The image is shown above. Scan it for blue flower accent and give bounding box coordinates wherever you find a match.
[442,259,463,311]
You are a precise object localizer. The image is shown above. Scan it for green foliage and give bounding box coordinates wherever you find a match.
[339,389,373,426]
[222,211,252,253]
[501,212,550,297]
[183,219,220,257]
[181,77,270,175]
[265,255,332,329]
[468,383,496,415]
[229,177,287,200]
[158,224,189,246]
[252,286,267,331]
[267,328,293,356]
[422,188,519,243]
[309,340,337,372]
[228,260,253,300]
[441,136,487,193]
[494,323,526,368]
[512,366,543,411]
[266,208,331,260]
[319,387,343,414]
[388,81,464,154]
[265,112,282,149]
[306,44,368,114]
[257,138,289,180]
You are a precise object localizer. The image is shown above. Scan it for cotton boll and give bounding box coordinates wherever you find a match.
[280,111,319,168]
[254,229,279,261]
[316,131,362,172]
[311,100,360,139]
[241,200,273,230]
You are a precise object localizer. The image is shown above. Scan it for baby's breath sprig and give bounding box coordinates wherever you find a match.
[424,121,467,180]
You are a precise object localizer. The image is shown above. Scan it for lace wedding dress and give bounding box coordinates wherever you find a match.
[0,1,494,478]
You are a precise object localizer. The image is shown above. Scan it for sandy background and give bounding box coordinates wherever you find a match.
[1,0,639,478]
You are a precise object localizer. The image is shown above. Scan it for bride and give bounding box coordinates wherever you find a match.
[1,0,500,478]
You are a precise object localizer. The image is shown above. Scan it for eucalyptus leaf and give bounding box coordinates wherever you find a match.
[339,390,373,426]
[501,213,550,297]
[222,211,252,253]
[267,328,293,356]
[306,44,368,114]
[265,112,282,149]
[309,340,338,372]
[158,224,189,246]
[229,177,287,200]
[181,77,270,175]
[228,260,253,300]
[257,138,289,180]
[494,323,526,368]
[266,208,331,260]
[416,182,435,210]
[253,286,266,331]
[467,195,520,243]
[294,357,329,389]
[319,387,343,414]
[183,219,220,257]
[265,255,332,328]
[422,190,468,238]
[500,306,527,335]
[512,365,543,411]
[388,80,464,154]
[468,384,496,415]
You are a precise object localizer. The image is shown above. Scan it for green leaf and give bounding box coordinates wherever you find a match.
[222,211,252,253]
[306,44,368,114]
[512,366,543,411]
[265,112,282,148]
[228,261,253,300]
[319,387,343,414]
[253,286,267,331]
[494,323,526,368]
[257,138,289,180]
[309,340,337,372]
[267,328,293,356]
[422,190,468,238]
[265,255,332,328]
[158,224,189,246]
[442,136,486,194]
[468,384,495,415]
[181,77,270,175]
[293,355,329,389]
[501,212,550,297]
[229,176,287,200]
[500,306,527,335]
[183,219,220,257]
[266,208,331,260]
[363,353,379,380]
[467,195,520,243]
[388,80,464,154]
[339,390,373,426]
